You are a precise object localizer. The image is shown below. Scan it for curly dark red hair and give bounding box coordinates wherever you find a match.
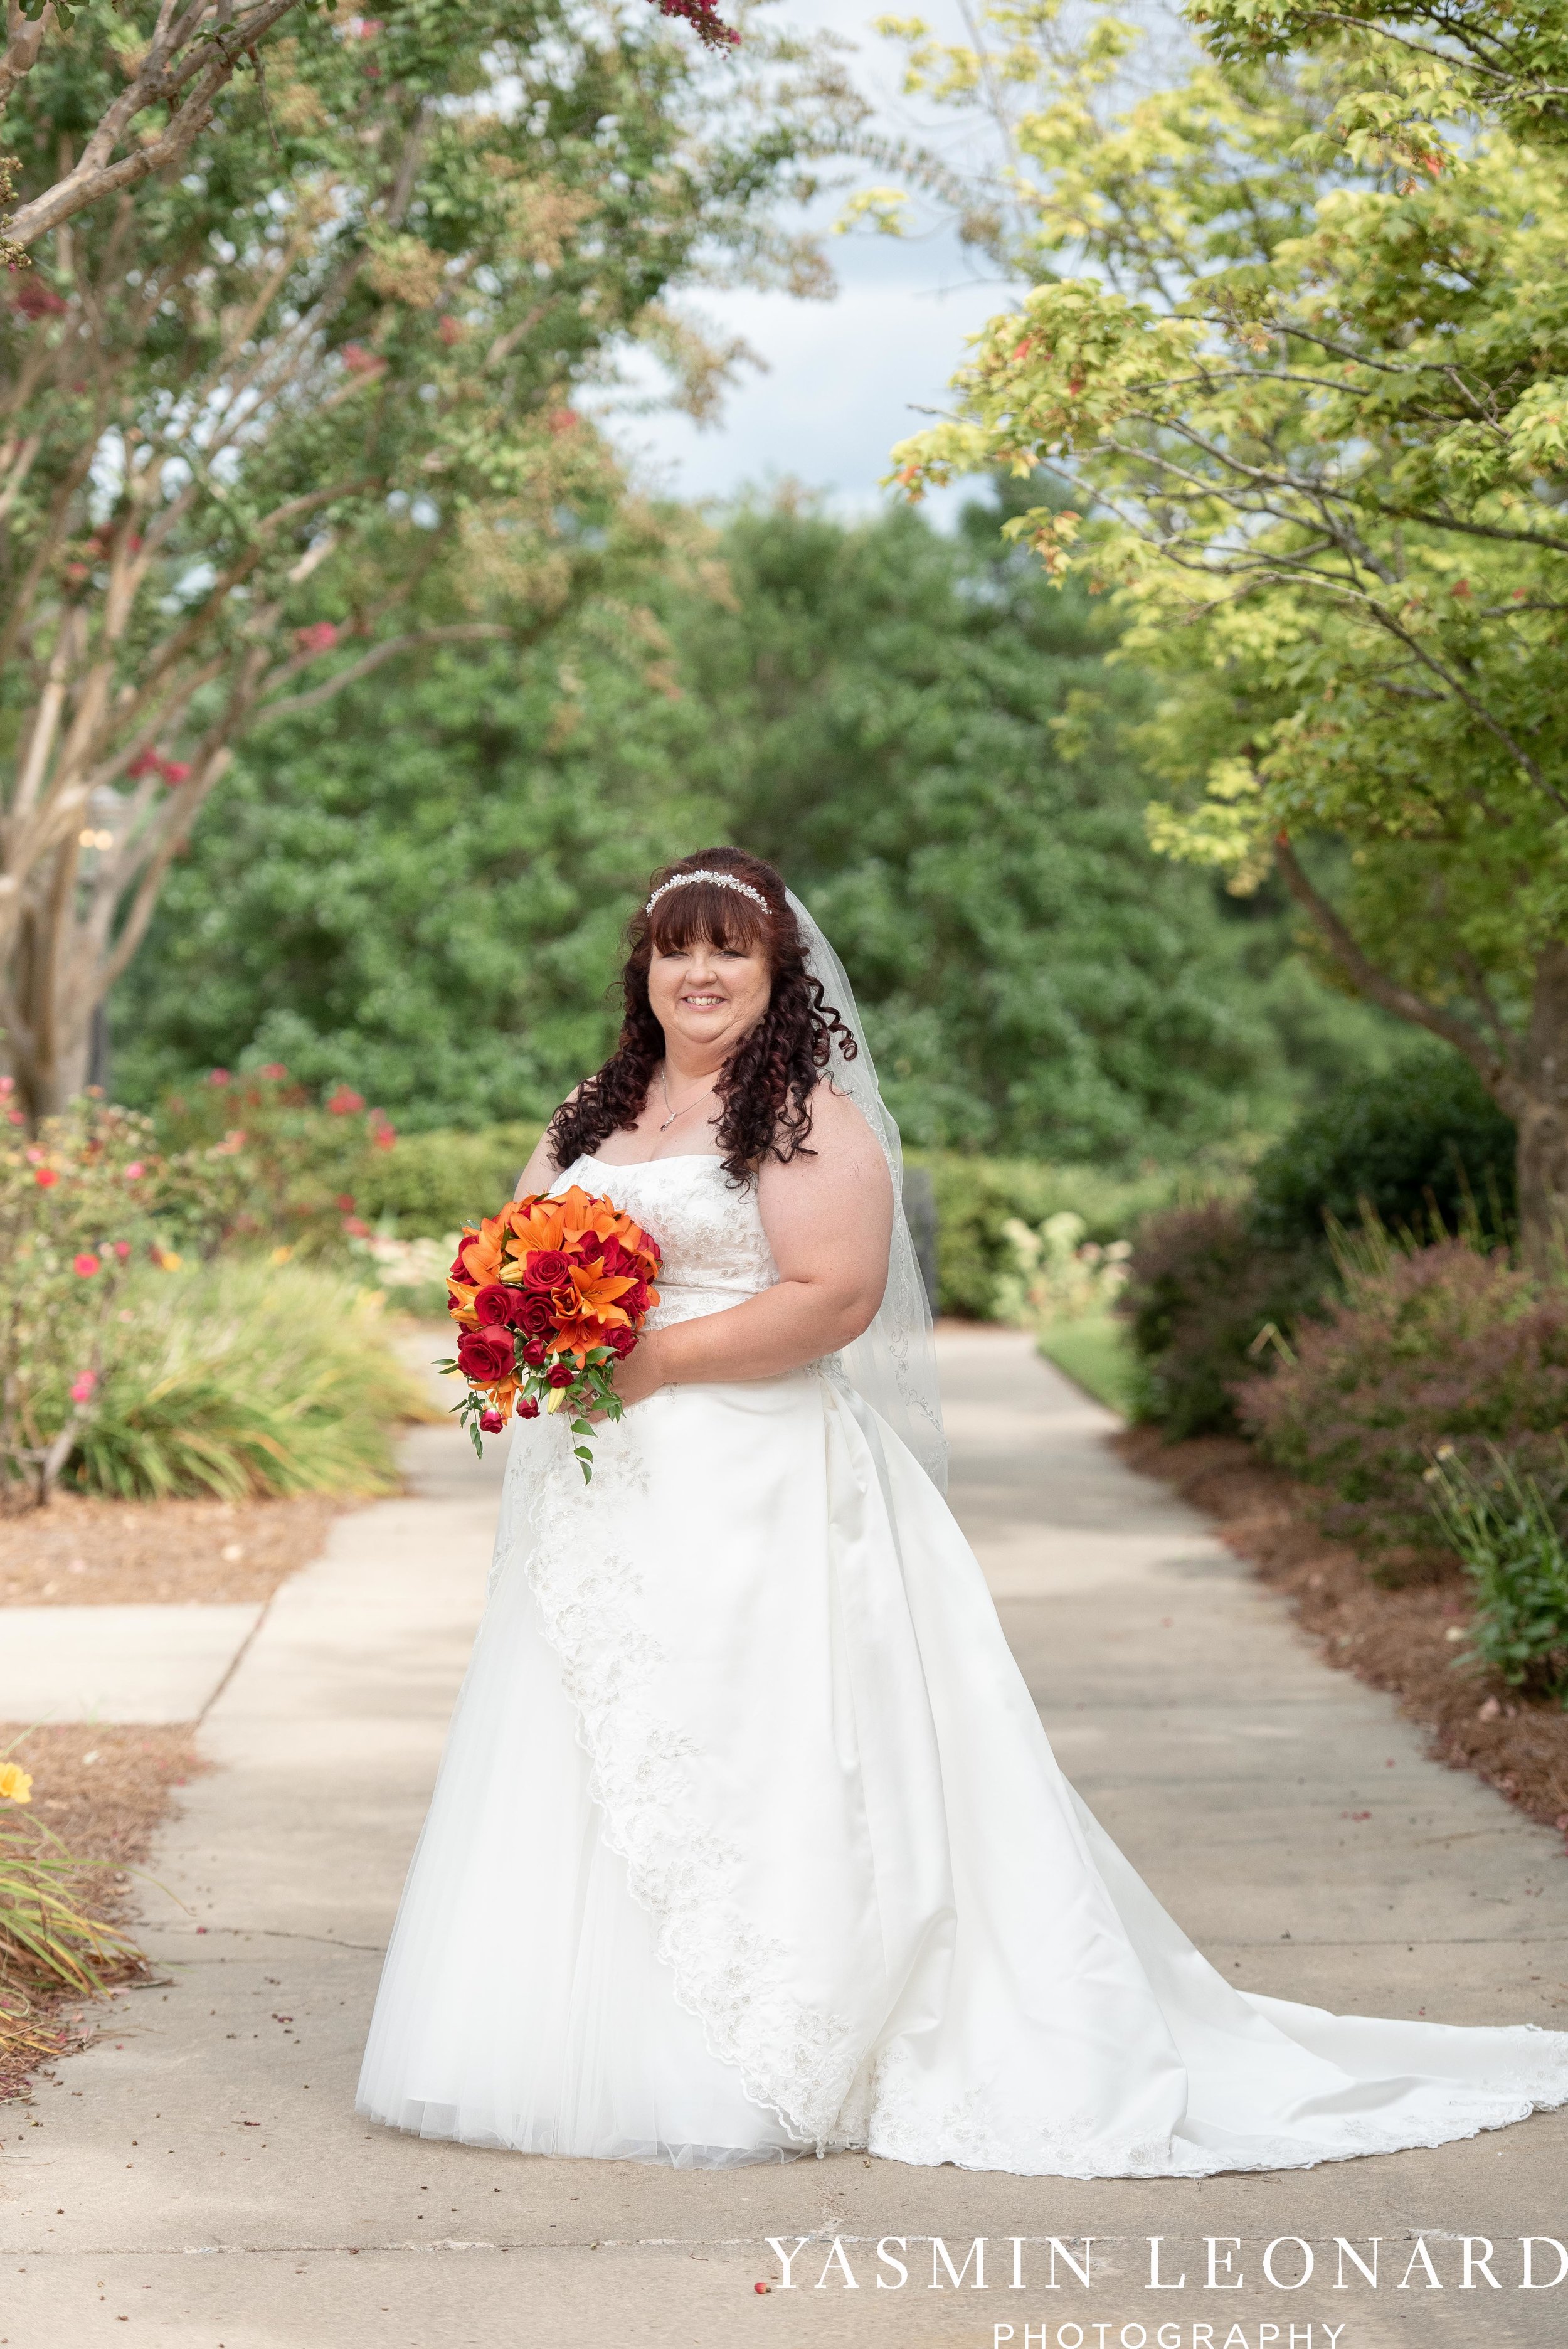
[546,847,859,1185]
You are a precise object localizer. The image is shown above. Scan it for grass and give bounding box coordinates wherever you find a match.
[71,1256,438,1502]
[1036,1314,1141,1417]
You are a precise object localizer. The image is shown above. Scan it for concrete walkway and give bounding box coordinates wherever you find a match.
[4,1330,1567,2349]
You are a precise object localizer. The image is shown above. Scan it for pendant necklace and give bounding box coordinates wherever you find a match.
[659,1068,716,1132]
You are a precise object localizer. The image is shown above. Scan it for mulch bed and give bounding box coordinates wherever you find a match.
[1116,1426,1568,1841]
[1,1723,207,2102]
[0,1490,345,1606]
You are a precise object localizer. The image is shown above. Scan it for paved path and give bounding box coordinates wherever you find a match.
[4,1330,1567,2349]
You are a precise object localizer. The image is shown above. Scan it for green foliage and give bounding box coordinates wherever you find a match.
[71,1258,432,1502]
[1249,1048,1518,1248]
[918,1148,1205,1320]
[882,1,1568,1249]
[115,488,1316,1159]
[1118,1199,1333,1440]
[1426,1446,1568,1702]
[153,1066,398,1259]
[354,1125,542,1236]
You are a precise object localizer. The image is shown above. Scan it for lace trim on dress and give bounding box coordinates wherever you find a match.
[495,1405,863,2151]
[847,2030,1568,2178]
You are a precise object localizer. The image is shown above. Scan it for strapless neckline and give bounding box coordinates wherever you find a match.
[575,1150,726,1173]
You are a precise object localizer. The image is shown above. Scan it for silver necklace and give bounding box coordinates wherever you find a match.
[659,1067,716,1132]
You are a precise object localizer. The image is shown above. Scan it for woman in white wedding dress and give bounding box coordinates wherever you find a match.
[358,847,1568,2175]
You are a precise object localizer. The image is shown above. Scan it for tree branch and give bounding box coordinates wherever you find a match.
[5,0,309,250]
[1273,832,1518,1093]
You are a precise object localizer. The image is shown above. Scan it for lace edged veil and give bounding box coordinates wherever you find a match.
[787,889,948,1493]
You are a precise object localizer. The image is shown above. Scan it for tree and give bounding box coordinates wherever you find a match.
[877,1,1568,1264]
[0,0,740,255]
[0,0,820,1115]
[113,486,1313,1159]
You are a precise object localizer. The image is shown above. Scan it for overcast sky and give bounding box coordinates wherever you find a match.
[610,0,1019,519]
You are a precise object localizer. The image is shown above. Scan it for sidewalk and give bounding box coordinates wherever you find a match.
[3,1330,1565,2348]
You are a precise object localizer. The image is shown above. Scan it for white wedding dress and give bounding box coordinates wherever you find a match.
[357,1149,1568,2174]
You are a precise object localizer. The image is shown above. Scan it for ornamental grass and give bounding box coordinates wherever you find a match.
[0,1756,144,2056]
[70,1258,435,1503]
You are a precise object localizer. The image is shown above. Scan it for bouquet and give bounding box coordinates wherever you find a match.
[442,1185,662,1480]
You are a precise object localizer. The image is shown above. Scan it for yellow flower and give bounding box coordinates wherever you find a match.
[0,1762,33,1805]
[270,1244,294,1266]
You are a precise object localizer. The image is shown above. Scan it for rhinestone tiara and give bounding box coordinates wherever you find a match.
[645,869,770,915]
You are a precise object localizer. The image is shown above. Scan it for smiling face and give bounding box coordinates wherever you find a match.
[646,931,773,1068]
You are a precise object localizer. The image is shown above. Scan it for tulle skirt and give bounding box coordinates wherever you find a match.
[356,1364,1568,2173]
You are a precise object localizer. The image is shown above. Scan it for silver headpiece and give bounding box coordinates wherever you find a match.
[645,869,770,915]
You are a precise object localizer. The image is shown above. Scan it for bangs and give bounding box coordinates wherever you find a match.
[645,878,771,957]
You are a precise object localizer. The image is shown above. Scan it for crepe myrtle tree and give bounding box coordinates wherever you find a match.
[0,1,742,257]
[0,0,827,1116]
[871,2,1568,1266]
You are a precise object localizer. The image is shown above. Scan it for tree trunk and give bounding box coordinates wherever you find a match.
[1515,941,1568,1278]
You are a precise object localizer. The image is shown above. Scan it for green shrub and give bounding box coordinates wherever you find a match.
[915,1153,1195,1319]
[352,1123,539,1236]
[1117,1200,1333,1440]
[70,1258,435,1502]
[0,1098,161,1504]
[1237,1238,1568,1577]
[154,1067,398,1259]
[1249,1047,1516,1248]
[1426,1446,1568,1700]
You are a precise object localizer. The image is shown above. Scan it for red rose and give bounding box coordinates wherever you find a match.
[457,1327,515,1383]
[517,1396,540,1419]
[598,1237,632,1276]
[623,1280,650,1316]
[473,1283,517,1327]
[448,1240,481,1283]
[608,1325,638,1360]
[522,1339,548,1367]
[575,1229,604,1261]
[478,1409,504,1434]
[514,1291,557,1339]
[546,1363,576,1389]
[522,1248,570,1290]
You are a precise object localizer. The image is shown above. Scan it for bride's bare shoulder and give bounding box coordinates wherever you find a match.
[764,1078,890,1192]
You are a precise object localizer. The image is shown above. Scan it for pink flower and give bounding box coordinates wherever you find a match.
[327,1084,365,1115]
[342,1216,371,1239]
[10,276,66,320]
[260,1063,288,1080]
[207,1068,230,1088]
[33,1167,57,1188]
[0,1076,14,1097]
[113,1240,131,1260]
[6,1110,22,1127]
[341,342,379,374]
[295,620,339,656]
[336,1193,356,1212]
[159,760,192,786]
[70,1371,97,1404]
[478,1409,504,1434]
[73,1252,100,1277]
[127,748,162,778]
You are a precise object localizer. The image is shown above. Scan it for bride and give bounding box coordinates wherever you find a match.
[358,847,1568,2175]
